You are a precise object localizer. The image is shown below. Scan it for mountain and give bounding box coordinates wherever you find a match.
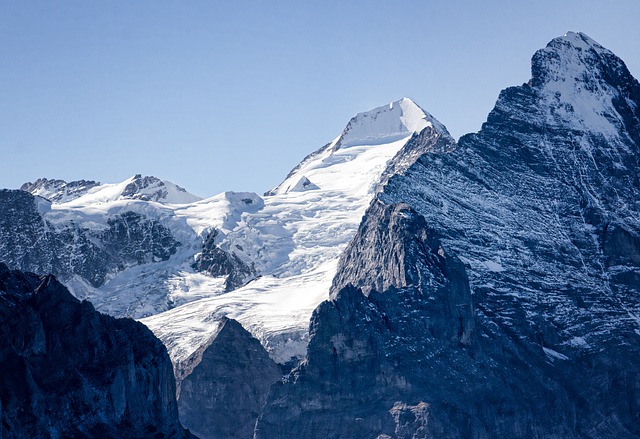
[22,174,203,205]
[176,317,281,439]
[0,263,192,438]
[0,188,182,291]
[1,30,638,438]
[141,97,449,364]
[21,178,101,203]
[255,32,640,438]
[1,99,440,360]
[0,98,446,438]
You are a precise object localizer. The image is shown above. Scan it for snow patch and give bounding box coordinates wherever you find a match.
[33,196,52,215]
[567,336,590,349]
[543,347,569,361]
[484,260,505,272]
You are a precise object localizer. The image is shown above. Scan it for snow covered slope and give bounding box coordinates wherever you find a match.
[1,97,446,363]
[142,98,450,363]
[62,174,203,205]
[21,178,101,203]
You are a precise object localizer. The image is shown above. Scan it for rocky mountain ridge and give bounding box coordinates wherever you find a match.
[0,263,192,438]
[255,31,640,438]
[0,31,638,438]
[21,178,101,203]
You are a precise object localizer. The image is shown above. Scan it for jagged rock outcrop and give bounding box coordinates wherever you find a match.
[256,32,640,438]
[0,263,192,438]
[192,229,256,291]
[0,189,181,287]
[142,98,449,364]
[257,199,639,437]
[332,201,474,344]
[289,176,319,192]
[121,174,198,203]
[176,317,281,439]
[21,178,101,202]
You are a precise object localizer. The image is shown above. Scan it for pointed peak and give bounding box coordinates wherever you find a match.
[335,97,448,150]
[120,175,203,204]
[396,96,422,110]
[556,31,606,52]
[267,98,453,196]
[537,30,612,62]
[528,31,637,100]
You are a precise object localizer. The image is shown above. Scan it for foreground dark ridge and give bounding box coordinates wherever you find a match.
[0,263,193,438]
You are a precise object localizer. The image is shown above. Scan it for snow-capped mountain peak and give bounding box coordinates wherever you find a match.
[560,31,604,51]
[269,97,448,196]
[119,174,203,204]
[335,97,445,149]
[60,174,203,206]
[526,31,639,139]
[21,178,101,203]
[532,31,619,88]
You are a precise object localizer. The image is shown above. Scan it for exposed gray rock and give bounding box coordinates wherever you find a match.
[289,176,319,192]
[121,174,194,202]
[256,32,640,438]
[177,317,281,439]
[332,201,474,345]
[192,229,256,291]
[0,189,181,287]
[0,263,193,438]
[21,178,101,203]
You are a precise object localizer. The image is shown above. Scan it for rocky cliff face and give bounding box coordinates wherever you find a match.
[0,189,181,288]
[331,201,474,345]
[21,178,101,203]
[192,229,256,292]
[0,263,191,438]
[176,317,281,439]
[256,32,640,438]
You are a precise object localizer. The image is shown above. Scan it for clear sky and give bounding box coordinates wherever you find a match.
[2,1,639,197]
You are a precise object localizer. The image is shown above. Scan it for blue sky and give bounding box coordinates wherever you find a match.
[2,1,639,197]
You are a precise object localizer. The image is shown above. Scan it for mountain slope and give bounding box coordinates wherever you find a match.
[256,32,640,438]
[142,97,452,363]
[21,178,101,203]
[0,263,191,438]
[177,317,281,439]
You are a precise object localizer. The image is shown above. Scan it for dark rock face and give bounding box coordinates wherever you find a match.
[101,211,180,269]
[177,317,281,439]
[256,33,640,438]
[0,263,191,438]
[0,189,180,287]
[258,284,579,438]
[21,178,101,202]
[192,229,256,291]
[258,200,640,438]
[332,201,474,345]
[259,204,581,438]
